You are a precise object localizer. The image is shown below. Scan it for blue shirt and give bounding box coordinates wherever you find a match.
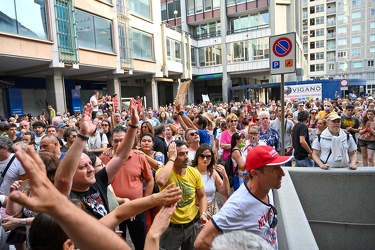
[259,126,281,152]
[198,129,211,145]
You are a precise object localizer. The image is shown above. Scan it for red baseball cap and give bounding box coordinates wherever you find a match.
[246,146,293,171]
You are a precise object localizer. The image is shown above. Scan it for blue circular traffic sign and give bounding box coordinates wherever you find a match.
[272,37,292,57]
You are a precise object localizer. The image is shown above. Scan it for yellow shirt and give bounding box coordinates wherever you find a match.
[156,166,204,224]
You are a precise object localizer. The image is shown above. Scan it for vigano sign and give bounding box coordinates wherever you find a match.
[285,83,322,102]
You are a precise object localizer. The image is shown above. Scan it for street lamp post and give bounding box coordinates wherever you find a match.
[173,10,178,26]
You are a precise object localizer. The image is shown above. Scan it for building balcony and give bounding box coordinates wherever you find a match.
[327,21,336,27]
[303,25,308,31]
[192,31,221,40]
[327,8,336,15]
[327,57,336,62]
[327,0,336,3]
[327,32,336,39]
[327,46,336,51]
[303,36,308,42]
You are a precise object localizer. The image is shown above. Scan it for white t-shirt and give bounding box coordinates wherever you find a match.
[90,95,99,112]
[212,184,278,249]
[0,154,26,195]
[312,134,357,167]
[87,132,108,150]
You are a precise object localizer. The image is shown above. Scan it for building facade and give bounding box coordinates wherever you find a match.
[302,0,375,95]
[0,0,306,117]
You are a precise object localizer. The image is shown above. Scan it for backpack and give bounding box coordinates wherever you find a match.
[224,148,240,187]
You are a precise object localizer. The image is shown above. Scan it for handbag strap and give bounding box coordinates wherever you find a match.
[0,154,16,185]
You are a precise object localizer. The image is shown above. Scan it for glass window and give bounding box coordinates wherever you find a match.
[371,48,375,54]
[328,64,335,70]
[0,0,48,39]
[372,9,375,16]
[352,49,361,56]
[94,16,113,52]
[161,4,167,21]
[338,2,345,9]
[339,63,348,70]
[352,0,361,6]
[316,52,324,60]
[215,45,222,64]
[338,39,347,46]
[316,64,324,71]
[191,46,197,66]
[316,28,324,36]
[76,11,95,49]
[352,11,361,19]
[199,48,205,66]
[316,16,324,25]
[118,24,127,60]
[175,41,181,62]
[76,10,113,52]
[259,11,269,26]
[196,0,203,13]
[132,29,153,60]
[371,35,375,42]
[166,39,171,59]
[337,14,346,21]
[227,0,235,6]
[250,13,259,27]
[213,0,220,9]
[353,61,362,68]
[234,42,244,61]
[352,24,361,31]
[316,4,324,13]
[371,22,375,29]
[187,0,194,15]
[204,0,212,11]
[338,27,346,34]
[129,0,151,20]
[352,37,361,44]
[338,51,346,57]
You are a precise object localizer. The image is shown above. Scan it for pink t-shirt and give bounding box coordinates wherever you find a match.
[220,130,233,160]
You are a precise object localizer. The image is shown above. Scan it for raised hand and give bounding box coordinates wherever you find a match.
[153,183,181,207]
[129,98,139,126]
[80,104,98,136]
[167,142,177,161]
[9,146,64,214]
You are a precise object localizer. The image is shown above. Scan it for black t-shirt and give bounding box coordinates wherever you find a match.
[292,123,311,160]
[341,115,359,139]
[70,168,109,220]
[153,136,168,164]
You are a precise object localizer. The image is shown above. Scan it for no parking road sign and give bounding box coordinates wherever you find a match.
[270,32,296,75]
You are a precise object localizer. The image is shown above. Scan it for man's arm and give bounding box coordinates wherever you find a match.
[299,135,313,157]
[100,183,181,230]
[175,99,198,131]
[348,150,357,170]
[155,142,177,187]
[194,220,220,250]
[196,186,208,225]
[54,104,97,196]
[105,99,139,183]
[144,204,177,250]
[11,146,131,250]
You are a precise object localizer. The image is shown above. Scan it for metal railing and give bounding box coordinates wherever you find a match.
[227,24,269,35]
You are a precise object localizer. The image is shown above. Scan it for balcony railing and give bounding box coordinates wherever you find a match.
[327,8,336,14]
[192,31,222,40]
[327,21,336,26]
[227,24,269,35]
[327,32,336,38]
[327,46,336,50]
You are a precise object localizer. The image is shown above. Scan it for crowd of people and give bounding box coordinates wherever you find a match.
[0,89,372,250]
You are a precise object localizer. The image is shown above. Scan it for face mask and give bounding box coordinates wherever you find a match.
[239,142,246,148]
[324,106,330,110]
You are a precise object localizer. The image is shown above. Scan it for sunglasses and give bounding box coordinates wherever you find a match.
[199,154,212,159]
[268,205,278,228]
[249,132,259,135]
[311,112,317,114]
[102,124,108,127]
[189,132,198,136]
[142,126,148,128]
[230,120,238,123]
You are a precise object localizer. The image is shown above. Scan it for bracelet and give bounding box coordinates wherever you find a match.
[21,218,27,226]
[178,111,184,116]
[201,211,208,217]
[168,159,175,162]
[127,123,138,129]
[77,134,89,141]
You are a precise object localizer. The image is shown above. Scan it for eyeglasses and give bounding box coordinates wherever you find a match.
[102,124,108,127]
[268,205,278,228]
[249,132,259,135]
[189,132,198,136]
[311,112,317,115]
[71,135,77,138]
[230,120,238,123]
[199,154,212,159]
[142,126,148,128]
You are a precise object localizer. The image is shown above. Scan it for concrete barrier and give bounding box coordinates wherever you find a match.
[280,167,375,250]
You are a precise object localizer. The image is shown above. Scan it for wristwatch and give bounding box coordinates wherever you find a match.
[21,218,27,226]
